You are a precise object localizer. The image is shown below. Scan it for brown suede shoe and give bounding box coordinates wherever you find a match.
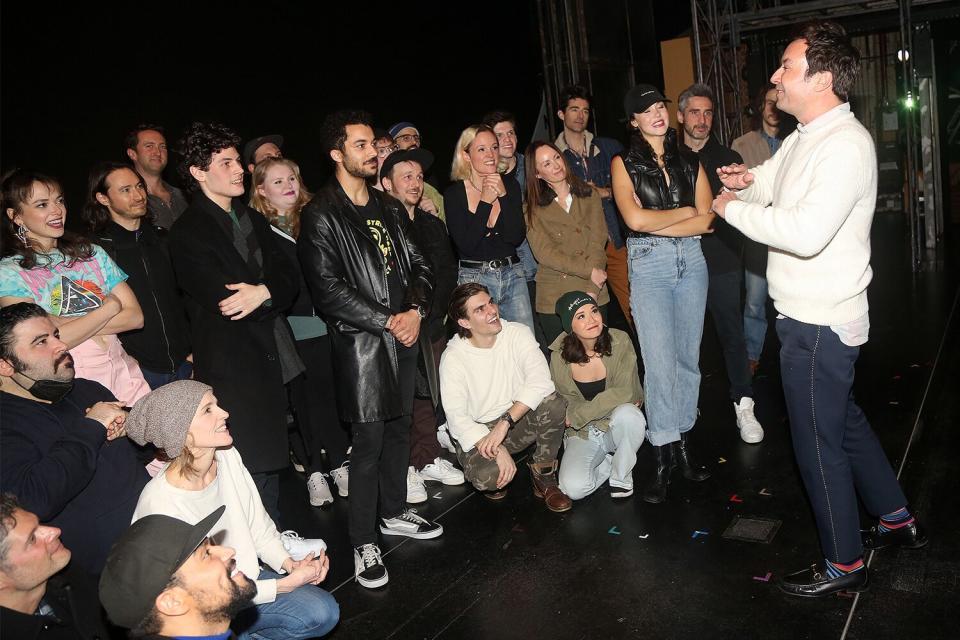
[528,461,572,512]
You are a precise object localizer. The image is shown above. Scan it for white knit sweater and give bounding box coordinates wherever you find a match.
[725,103,877,326]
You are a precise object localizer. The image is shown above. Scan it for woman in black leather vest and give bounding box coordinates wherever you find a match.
[610,84,715,504]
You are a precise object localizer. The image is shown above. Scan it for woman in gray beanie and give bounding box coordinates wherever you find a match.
[126,380,340,639]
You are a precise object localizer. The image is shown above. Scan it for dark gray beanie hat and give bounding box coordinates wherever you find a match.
[126,380,213,458]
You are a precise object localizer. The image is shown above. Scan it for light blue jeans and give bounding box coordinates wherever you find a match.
[233,569,340,640]
[627,236,708,446]
[458,262,535,333]
[743,267,769,362]
[558,404,647,500]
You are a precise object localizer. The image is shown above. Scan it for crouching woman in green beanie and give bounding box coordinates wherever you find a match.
[551,291,646,500]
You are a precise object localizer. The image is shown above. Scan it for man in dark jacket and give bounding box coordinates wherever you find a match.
[82,161,191,389]
[168,122,300,522]
[299,110,440,589]
[0,303,148,576]
[380,149,464,503]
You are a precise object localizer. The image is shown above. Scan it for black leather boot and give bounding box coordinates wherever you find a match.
[675,431,710,481]
[642,444,675,504]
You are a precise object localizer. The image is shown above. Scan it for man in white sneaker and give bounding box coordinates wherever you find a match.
[677,82,764,444]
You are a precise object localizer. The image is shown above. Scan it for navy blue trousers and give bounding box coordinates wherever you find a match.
[777,317,907,563]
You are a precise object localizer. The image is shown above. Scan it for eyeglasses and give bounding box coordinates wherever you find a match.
[395,133,421,144]
[376,144,398,158]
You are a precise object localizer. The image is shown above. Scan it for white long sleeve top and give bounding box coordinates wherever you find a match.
[439,320,555,451]
[132,447,290,605]
[724,103,877,326]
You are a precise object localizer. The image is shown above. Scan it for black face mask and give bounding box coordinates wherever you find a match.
[15,371,74,403]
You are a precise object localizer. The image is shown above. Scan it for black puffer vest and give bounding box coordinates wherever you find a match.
[621,128,700,237]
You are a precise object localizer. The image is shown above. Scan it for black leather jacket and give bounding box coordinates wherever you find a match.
[621,128,700,237]
[298,182,434,423]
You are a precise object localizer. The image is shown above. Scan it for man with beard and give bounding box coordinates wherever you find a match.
[299,110,440,589]
[83,162,192,389]
[677,83,764,444]
[380,149,463,503]
[100,506,258,639]
[0,303,148,575]
[125,125,188,230]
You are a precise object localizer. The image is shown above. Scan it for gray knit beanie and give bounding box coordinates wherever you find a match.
[126,380,213,458]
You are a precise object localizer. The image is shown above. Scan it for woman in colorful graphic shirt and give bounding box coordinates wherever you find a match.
[0,169,149,405]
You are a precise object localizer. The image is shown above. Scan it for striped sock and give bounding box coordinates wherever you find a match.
[878,506,914,533]
[825,558,864,579]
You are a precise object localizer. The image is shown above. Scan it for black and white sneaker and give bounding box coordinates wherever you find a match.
[379,509,444,539]
[353,544,388,588]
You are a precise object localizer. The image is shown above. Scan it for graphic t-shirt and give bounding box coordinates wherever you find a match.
[0,245,127,315]
[358,202,405,312]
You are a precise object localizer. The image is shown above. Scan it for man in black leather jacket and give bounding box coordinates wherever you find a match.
[298,110,441,589]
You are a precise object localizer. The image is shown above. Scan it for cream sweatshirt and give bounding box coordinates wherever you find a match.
[132,447,290,605]
[725,103,877,326]
[440,321,555,451]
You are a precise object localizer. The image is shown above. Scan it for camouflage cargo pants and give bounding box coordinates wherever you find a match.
[454,392,567,491]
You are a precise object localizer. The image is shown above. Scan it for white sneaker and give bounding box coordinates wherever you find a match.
[419,457,465,485]
[353,543,388,588]
[307,472,334,507]
[734,397,764,444]
[330,462,349,498]
[380,509,443,539]
[436,423,456,453]
[406,466,427,504]
[280,530,327,560]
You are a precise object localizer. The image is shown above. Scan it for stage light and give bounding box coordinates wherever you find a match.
[897,49,910,62]
[903,91,915,110]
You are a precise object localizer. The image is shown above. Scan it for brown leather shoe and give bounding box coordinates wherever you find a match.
[483,488,509,501]
[528,461,572,512]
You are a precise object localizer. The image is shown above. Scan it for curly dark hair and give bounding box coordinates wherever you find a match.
[319,110,375,161]
[796,21,860,101]
[558,85,592,111]
[83,161,145,233]
[561,326,613,365]
[176,122,242,192]
[1,169,94,269]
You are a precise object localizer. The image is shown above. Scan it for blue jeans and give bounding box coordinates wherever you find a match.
[743,264,769,362]
[627,237,708,446]
[516,239,539,281]
[558,404,646,500]
[233,569,340,640]
[777,317,906,563]
[140,359,193,390]
[458,262,535,333]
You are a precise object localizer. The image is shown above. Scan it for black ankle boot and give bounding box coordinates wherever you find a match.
[642,444,674,504]
[675,432,710,481]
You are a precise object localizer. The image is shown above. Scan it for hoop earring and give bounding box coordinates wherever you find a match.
[15,223,28,245]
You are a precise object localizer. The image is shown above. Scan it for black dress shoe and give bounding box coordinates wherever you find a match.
[861,521,928,550]
[674,432,710,482]
[777,563,869,598]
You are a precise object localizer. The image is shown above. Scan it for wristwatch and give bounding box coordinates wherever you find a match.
[410,304,427,319]
[499,412,516,428]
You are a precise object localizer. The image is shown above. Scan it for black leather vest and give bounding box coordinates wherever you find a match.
[621,128,700,237]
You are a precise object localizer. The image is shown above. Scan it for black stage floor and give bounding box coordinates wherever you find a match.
[277,214,960,640]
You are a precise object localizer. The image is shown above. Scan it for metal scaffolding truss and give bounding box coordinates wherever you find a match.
[690,0,744,146]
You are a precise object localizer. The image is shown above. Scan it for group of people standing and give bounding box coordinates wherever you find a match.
[0,19,928,640]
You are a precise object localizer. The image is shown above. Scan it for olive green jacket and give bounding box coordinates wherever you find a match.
[548,328,643,439]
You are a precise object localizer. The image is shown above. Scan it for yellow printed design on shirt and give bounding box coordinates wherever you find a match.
[367,218,396,275]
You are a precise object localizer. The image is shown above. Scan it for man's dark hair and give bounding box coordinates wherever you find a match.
[0,302,48,366]
[124,124,166,153]
[83,161,145,233]
[176,122,242,192]
[319,110,375,160]
[678,83,716,112]
[481,110,517,129]
[558,85,592,111]
[0,493,21,565]
[448,282,491,339]
[797,21,860,101]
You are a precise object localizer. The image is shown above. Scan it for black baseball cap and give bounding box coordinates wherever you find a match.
[242,134,284,167]
[623,84,671,117]
[99,506,226,629]
[380,148,435,183]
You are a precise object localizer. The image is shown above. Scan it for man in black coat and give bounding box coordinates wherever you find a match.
[168,122,300,522]
[0,303,147,577]
[82,161,192,389]
[298,110,441,589]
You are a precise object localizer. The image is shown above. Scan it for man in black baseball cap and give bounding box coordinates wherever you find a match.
[242,134,284,174]
[623,83,671,117]
[99,506,257,638]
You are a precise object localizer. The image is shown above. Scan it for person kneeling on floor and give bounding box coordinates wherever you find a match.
[440,283,571,512]
[550,292,646,500]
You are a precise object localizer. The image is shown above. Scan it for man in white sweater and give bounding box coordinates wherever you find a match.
[440,283,571,512]
[712,21,925,598]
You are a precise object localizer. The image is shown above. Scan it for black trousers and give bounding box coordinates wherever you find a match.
[706,270,753,402]
[349,342,419,547]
